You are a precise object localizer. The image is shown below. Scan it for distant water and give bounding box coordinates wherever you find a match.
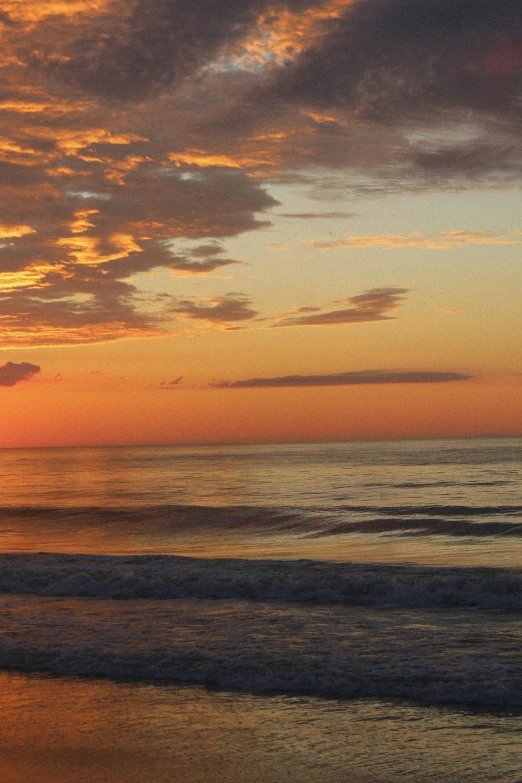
[0,438,522,719]
[1,438,521,565]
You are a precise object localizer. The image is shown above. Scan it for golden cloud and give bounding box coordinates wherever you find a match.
[304,230,522,251]
[0,224,35,238]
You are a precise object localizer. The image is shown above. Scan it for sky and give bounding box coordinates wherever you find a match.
[0,0,521,447]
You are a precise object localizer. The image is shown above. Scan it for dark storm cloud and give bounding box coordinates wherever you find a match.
[52,0,319,100]
[269,0,522,120]
[272,0,522,181]
[410,142,522,179]
[273,287,408,327]
[211,370,472,388]
[195,0,522,185]
[0,361,40,387]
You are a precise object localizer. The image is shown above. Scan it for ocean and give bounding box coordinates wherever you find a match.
[0,438,521,782]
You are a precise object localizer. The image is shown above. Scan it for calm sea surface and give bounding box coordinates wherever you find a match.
[0,438,521,781]
[0,437,521,564]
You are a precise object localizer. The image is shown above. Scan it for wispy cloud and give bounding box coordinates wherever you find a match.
[303,230,522,251]
[278,211,358,219]
[211,370,473,388]
[273,287,408,328]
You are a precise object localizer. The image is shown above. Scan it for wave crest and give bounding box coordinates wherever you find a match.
[1,553,522,609]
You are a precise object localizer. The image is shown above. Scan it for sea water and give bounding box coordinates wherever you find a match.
[0,438,521,781]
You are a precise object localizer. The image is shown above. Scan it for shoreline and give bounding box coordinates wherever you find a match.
[1,671,520,783]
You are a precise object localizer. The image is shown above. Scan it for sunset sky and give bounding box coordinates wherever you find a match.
[1,0,521,447]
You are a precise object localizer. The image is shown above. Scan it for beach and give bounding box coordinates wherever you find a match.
[1,672,520,783]
[0,438,521,781]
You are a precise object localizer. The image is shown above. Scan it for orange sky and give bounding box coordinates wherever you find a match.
[1,0,521,447]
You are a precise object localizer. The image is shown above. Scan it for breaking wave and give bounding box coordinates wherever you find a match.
[1,553,522,610]
[0,590,520,708]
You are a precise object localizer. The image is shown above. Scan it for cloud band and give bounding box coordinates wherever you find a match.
[211,370,473,388]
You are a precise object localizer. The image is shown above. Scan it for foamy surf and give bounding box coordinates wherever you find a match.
[0,553,521,609]
[0,593,520,708]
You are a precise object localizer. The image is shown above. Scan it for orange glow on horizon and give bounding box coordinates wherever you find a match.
[2,377,521,449]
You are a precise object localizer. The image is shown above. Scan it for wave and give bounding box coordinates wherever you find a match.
[309,518,522,537]
[1,553,522,609]
[337,504,522,517]
[1,503,521,540]
[0,504,307,532]
[365,480,512,489]
[0,591,520,708]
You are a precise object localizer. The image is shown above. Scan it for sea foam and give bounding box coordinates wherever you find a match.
[0,553,521,609]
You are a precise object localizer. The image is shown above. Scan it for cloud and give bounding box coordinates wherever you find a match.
[304,230,522,251]
[270,0,522,184]
[189,243,229,257]
[0,287,163,347]
[0,7,290,347]
[48,0,318,100]
[0,0,520,349]
[211,370,473,388]
[0,224,36,239]
[0,361,40,387]
[266,1,522,125]
[273,287,408,327]
[0,135,276,345]
[271,0,522,106]
[278,211,358,219]
[163,286,408,332]
[184,0,522,190]
[99,240,245,280]
[164,243,245,276]
[0,10,16,27]
[169,293,259,326]
[167,257,242,276]
[160,376,183,387]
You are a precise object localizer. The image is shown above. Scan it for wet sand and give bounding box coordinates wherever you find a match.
[0,672,520,783]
